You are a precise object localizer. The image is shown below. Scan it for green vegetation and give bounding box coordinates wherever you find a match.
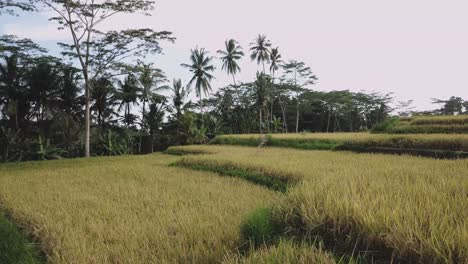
[170,145,468,263]
[373,115,468,134]
[0,212,42,264]
[211,133,468,158]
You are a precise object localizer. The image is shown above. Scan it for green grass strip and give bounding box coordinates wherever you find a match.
[0,212,43,264]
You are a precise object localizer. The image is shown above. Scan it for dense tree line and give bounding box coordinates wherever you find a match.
[1,1,466,162]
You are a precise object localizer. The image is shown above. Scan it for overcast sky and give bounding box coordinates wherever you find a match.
[1,0,467,110]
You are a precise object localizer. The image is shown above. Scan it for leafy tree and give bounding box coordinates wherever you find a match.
[217,39,244,86]
[282,60,317,133]
[396,100,415,117]
[433,97,466,115]
[34,0,174,157]
[0,0,35,15]
[181,48,215,123]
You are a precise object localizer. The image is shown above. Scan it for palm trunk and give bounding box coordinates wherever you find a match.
[259,109,262,133]
[296,101,299,133]
[200,94,204,127]
[270,70,275,123]
[139,99,146,154]
[279,97,287,132]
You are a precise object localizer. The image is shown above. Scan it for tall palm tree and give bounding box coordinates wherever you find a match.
[27,61,61,123]
[269,47,282,123]
[250,34,271,74]
[137,62,168,153]
[91,77,117,139]
[181,48,215,123]
[250,35,272,131]
[116,74,139,127]
[270,47,282,82]
[217,39,244,86]
[137,62,168,131]
[170,78,191,118]
[0,54,28,131]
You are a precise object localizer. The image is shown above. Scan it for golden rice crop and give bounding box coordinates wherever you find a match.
[374,115,468,134]
[172,145,468,263]
[410,115,468,125]
[213,133,468,152]
[222,240,335,264]
[0,154,280,263]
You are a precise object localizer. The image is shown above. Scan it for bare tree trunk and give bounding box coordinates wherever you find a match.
[84,80,91,157]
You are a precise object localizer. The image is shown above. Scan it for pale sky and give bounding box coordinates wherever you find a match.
[1,0,467,110]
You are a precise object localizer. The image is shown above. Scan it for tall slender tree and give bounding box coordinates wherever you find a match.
[217,39,244,86]
[91,77,116,140]
[282,60,317,133]
[269,47,282,123]
[34,0,174,157]
[181,48,215,124]
[250,35,272,131]
[116,74,139,128]
[136,62,168,153]
[170,78,191,118]
[137,62,168,131]
[250,35,271,74]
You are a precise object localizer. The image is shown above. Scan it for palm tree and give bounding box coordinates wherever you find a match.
[27,61,61,123]
[170,78,191,118]
[116,74,139,127]
[250,34,271,74]
[91,77,117,140]
[137,62,168,131]
[254,72,268,133]
[250,35,272,131]
[270,48,282,83]
[217,39,244,86]
[0,54,28,131]
[181,48,215,124]
[137,62,168,153]
[269,47,282,123]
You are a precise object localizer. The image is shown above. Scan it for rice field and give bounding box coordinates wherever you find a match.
[170,145,468,263]
[212,133,468,158]
[374,115,468,134]
[0,154,280,263]
[2,142,468,263]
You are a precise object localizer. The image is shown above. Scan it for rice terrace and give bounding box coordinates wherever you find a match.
[1,0,468,263]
